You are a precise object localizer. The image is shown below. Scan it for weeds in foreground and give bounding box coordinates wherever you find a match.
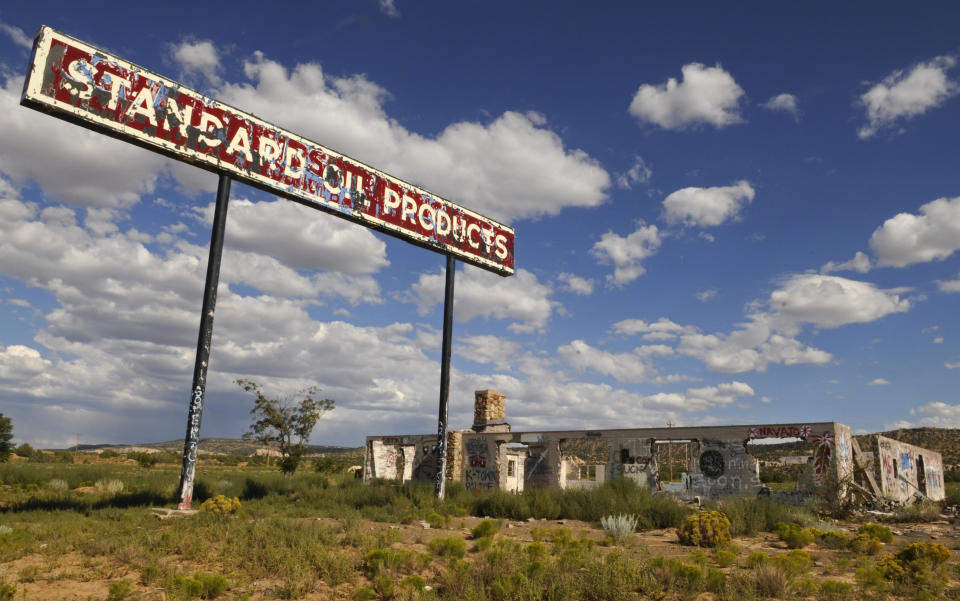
[600,513,638,543]
[3,464,960,601]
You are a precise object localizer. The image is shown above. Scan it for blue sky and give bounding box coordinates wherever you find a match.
[0,2,958,448]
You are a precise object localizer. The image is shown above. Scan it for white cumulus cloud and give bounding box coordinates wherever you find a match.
[407,266,556,333]
[820,251,872,274]
[858,55,958,139]
[590,222,662,285]
[902,402,960,428]
[215,53,610,223]
[761,93,799,116]
[0,21,32,49]
[629,63,745,130]
[171,39,222,85]
[868,378,890,386]
[869,196,960,267]
[557,272,595,295]
[0,76,167,208]
[939,274,960,293]
[768,274,910,331]
[616,156,653,189]
[662,181,755,227]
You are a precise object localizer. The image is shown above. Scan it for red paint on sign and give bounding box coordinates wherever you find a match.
[22,27,515,276]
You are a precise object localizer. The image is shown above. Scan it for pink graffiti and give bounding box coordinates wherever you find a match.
[809,431,834,486]
[747,425,813,439]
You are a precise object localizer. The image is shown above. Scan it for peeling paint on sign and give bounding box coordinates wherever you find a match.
[21,26,515,276]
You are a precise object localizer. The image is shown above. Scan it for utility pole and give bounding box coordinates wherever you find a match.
[667,421,674,481]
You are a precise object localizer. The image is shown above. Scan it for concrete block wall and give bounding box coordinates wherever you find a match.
[873,435,945,502]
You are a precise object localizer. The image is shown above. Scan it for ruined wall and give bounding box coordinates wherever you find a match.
[834,423,854,501]
[686,440,761,498]
[367,439,398,480]
[446,430,464,482]
[366,420,865,503]
[521,433,562,489]
[364,435,439,484]
[608,438,659,490]
[874,435,944,503]
[462,434,500,491]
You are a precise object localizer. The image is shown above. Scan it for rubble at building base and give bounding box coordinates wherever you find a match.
[364,390,945,507]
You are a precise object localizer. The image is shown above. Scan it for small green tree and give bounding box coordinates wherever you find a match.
[237,379,334,475]
[0,413,12,463]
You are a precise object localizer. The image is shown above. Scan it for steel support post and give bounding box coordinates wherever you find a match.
[434,254,456,499]
[176,173,231,509]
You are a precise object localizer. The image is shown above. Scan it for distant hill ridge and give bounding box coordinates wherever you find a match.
[76,437,362,457]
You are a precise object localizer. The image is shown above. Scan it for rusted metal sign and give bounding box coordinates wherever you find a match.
[21,26,515,276]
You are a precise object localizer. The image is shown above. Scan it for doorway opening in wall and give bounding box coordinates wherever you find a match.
[653,439,695,484]
[745,436,816,491]
[394,448,405,482]
[559,437,611,490]
[917,455,927,496]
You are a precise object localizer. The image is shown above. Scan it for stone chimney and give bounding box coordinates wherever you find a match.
[472,389,510,432]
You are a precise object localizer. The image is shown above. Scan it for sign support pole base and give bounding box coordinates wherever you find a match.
[176,173,231,510]
[434,254,456,500]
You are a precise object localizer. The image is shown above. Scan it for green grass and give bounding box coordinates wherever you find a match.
[4,463,959,600]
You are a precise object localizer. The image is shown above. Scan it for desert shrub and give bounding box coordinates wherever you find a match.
[677,511,731,547]
[894,542,951,569]
[0,584,16,601]
[857,523,893,543]
[791,575,821,596]
[472,536,494,553]
[754,563,787,598]
[471,519,500,539]
[714,549,738,568]
[95,479,125,494]
[773,550,813,578]
[891,500,942,523]
[400,574,427,590]
[128,452,158,468]
[352,586,376,601]
[427,537,466,559]
[165,575,204,601]
[105,579,135,601]
[856,563,893,597]
[192,573,229,599]
[426,511,447,529]
[600,514,638,543]
[362,548,420,591]
[817,529,852,549]
[819,579,853,600]
[200,495,241,516]
[773,522,814,549]
[850,533,884,555]
[716,496,815,537]
[47,478,69,492]
[745,551,768,568]
[371,576,393,599]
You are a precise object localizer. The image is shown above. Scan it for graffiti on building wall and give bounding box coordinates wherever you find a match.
[748,425,813,439]
[464,437,497,490]
[809,431,834,486]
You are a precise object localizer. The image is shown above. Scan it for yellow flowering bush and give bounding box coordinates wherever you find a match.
[200,494,241,516]
[677,511,731,548]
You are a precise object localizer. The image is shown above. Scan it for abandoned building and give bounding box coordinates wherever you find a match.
[364,390,944,505]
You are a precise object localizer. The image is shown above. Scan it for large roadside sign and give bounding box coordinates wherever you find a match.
[21,26,515,276]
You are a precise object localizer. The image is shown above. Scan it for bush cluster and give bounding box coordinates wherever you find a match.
[677,511,731,547]
[199,494,241,515]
